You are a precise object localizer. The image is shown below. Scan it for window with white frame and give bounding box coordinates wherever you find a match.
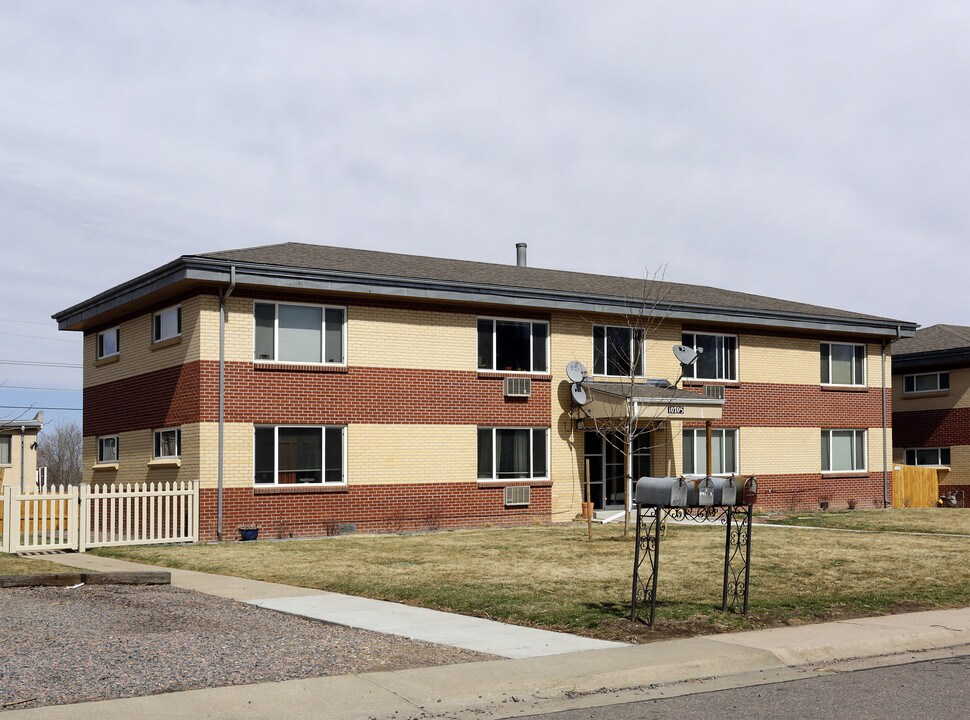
[682,428,738,475]
[820,343,866,386]
[254,425,346,484]
[0,435,10,464]
[905,448,951,466]
[682,332,737,381]
[98,436,119,463]
[592,325,645,377]
[821,429,866,472]
[254,302,346,364]
[97,327,120,359]
[477,427,548,480]
[477,318,548,373]
[153,428,182,459]
[153,306,182,343]
[903,372,949,394]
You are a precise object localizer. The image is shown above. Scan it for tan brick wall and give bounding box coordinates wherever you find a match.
[738,335,888,388]
[940,444,970,486]
[83,295,209,388]
[349,425,476,485]
[892,366,970,412]
[1,430,40,489]
[83,424,201,486]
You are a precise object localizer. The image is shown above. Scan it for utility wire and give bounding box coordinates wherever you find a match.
[0,360,82,368]
[0,331,80,343]
[0,404,82,411]
[0,317,54,326]
[1,385,81,392]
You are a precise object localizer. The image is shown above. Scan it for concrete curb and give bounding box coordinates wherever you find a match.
[0,571,170,588]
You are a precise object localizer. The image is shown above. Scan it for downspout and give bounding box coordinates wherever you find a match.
[19,425,25,493]
[218,266,237,541]
[882,340,889,508]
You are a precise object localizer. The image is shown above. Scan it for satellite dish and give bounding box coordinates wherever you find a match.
[566,360,588,384]
[673,345,699,366]
[571,383,589,406]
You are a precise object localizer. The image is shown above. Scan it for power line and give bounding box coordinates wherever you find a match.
[1,385,81,392]
[0,331,80,343]
[0,360,82,368]
[0,405,82,411]
[0,317,54,327]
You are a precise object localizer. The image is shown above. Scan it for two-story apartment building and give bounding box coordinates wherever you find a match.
[892,324,970,505]
[54,243,915,539]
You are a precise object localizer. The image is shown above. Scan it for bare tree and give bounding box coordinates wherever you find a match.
[36,421,83,487]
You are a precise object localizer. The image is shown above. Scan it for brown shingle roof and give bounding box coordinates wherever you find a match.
[197,242,901,324]
[892,324,970,357]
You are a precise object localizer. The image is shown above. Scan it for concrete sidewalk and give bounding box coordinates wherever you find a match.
[26,553,970,720]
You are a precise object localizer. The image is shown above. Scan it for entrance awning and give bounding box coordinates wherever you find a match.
[575,380,723,425]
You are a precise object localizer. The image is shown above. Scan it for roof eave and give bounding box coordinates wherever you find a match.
[53,255,918,338]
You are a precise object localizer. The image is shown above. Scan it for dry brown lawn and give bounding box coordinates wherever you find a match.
[0,553,80,575]
[762,508,970,535]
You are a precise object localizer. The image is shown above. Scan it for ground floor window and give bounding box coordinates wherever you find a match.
[477,427,548,480]
[905,447,951,466]
[821,429,866,472]
[153,428,181,459]
[255,426,346,485]
[0,435,10,464]
[683,428,738,475]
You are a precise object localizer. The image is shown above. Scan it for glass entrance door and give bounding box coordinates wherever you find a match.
[583,431,652,510]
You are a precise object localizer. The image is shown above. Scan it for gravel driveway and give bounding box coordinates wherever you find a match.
[0,584,493,711]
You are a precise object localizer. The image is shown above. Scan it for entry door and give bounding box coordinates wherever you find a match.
[583,431,652,510]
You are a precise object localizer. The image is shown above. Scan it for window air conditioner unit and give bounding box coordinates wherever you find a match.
[704,385,725,400]
[504,377,532,397]
[504,485,531,506]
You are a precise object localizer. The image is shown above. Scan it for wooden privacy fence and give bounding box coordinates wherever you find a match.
[892,465,940,508]
[1,481,199,554]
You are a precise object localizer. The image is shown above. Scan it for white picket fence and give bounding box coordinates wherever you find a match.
[1,481,199,554]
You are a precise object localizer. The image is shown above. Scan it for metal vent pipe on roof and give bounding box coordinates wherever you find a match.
[516,243,527,267]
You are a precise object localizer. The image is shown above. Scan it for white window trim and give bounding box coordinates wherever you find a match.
[821,429,867,473]
[820,342,867,387]
[97,435,120,463]
[682,428,739,476]
[682,332,738,382]
[592,324,646,378]
[253,300,348,366]
[902,371,949,395]
[153,305,182,343]
[97,327,120,359]
[153,427,182,459]
[477,316,550,374]
[477,426,550,481]
[253,425,347,486]
[904,447,951,467]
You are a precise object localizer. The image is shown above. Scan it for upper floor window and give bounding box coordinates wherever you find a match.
[820,343,866,386]
[254,302,346,364]
[254,425,346,485]
[682,333,737,381]
[683,428,738,475]
[905,447,950,466]
[153,306,182,343]
[477,427,549,480]
[153,427,182,459]
[98,436,119,463]
[821,429,866,472]
[593,325,644,377]
[97,327,120,359]
[903,372,949,394]
[477,318,548,373]
[0,435,10,464]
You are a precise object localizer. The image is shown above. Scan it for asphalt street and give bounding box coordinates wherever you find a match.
[522,653,970,720]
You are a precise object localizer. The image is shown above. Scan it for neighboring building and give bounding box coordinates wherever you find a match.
[892,324,970,505]
[0,412,44,491]
[54,243,915,540]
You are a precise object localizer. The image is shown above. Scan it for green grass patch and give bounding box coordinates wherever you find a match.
[96,520,970,642]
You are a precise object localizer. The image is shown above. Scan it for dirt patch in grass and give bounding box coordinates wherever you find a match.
[97,521,970,643]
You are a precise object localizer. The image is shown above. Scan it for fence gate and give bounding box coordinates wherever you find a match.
[2,481,198,554]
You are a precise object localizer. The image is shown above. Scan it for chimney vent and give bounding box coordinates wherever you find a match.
[516,243,527,267]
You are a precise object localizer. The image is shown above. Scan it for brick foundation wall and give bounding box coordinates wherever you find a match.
[199,482,552,541]
[753,472,890,511]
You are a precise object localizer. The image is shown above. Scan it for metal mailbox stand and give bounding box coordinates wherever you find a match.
[631,476,756,627]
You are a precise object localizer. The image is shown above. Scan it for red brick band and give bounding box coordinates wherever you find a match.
[892,407,970,448]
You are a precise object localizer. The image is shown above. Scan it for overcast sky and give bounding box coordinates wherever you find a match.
[2,1,968,430]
